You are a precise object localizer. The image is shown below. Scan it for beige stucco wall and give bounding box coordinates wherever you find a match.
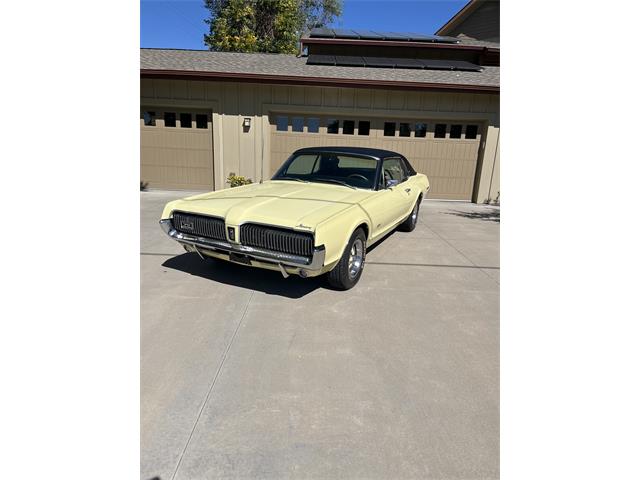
[140,78,500,203]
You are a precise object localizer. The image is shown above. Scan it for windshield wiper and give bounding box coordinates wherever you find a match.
[312,178,357,189]
[275,176,308,183]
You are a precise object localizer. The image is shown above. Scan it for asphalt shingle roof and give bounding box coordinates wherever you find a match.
[140,49,499,89]
[456,37,500,48]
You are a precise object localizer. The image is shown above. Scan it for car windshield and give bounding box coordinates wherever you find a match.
[273,152,378,189]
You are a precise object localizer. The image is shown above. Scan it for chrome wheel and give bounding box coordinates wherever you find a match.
[347,238,364,279]
[411,202,419,222]
[326,228,367,290]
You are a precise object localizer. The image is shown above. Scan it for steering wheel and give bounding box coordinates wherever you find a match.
[347,173,369,182]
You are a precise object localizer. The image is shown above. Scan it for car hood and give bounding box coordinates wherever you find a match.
[163,180,375,229]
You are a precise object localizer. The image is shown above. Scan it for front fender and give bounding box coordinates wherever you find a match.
[314,205,371,267]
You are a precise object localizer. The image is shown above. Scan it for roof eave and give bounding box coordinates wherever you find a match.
[140,69,499,94]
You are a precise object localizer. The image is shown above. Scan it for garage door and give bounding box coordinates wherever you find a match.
[140,108,214,191]
[270,114,482,200]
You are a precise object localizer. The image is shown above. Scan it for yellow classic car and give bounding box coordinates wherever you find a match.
[160,147,429,289]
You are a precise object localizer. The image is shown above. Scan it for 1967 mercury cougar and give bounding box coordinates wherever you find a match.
[160,147,429,290]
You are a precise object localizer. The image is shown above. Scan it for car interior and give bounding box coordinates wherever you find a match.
[279,153,379,189]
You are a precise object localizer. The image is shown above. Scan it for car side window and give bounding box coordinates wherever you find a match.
[382,158,407,187]
[400,158,415,177]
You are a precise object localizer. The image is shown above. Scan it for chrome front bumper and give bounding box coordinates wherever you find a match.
[160,219,325,271]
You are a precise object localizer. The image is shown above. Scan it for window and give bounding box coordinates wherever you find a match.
[307,117,320,133]
[292,117,304,132]
[196,114,208,129]
[164,112,176,127]
[382,158,407,186]
[450,124,462,139]
[358,120,370,136]
[143,111,156,126]
[276,115,288,131]
[342,120,355,135]
[402,157,417,176]
[465,125,478,139]
[274,152,378,189]
[327,119,339,134]
[180,113,192,128]
[399,123,411,137]
[415,123,427,137]
[434,123,446,138]
[384,122,396,136]
[337,155,375,169]
[284,154,319,175]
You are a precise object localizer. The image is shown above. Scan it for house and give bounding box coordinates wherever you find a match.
[140,1,499,202]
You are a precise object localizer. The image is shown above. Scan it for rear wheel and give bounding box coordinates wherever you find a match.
[326,228,367,290]
[398,197,421,232]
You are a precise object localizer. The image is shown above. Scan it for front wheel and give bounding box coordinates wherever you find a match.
[326,228,367,290]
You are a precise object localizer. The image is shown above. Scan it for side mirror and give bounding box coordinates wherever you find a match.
[386,179,400,189]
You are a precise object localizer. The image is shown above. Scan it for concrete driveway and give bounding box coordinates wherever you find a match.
[141,190,499,480]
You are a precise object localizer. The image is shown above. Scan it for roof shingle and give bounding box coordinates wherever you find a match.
[140,49,499,89]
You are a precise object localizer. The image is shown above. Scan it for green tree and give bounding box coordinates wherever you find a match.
[204,0,342,54]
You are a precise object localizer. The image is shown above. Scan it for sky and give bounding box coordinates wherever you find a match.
[140,0,468,50]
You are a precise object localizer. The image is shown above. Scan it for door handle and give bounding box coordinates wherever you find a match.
[405,188,411,193]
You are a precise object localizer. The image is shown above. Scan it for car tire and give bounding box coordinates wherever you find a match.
[398,197,421,232]
[326,228,367,290]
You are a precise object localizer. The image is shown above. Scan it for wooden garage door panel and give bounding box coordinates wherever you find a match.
[270,114,482,200]
[140,108,214,191]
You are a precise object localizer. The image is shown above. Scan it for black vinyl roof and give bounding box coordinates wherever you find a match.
[293,146,403,160]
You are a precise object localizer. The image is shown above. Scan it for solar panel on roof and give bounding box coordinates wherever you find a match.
[419,59,456,70]
[447,60,483,71]
[334,55,366,67]
[353,29,384,40]
[306,54,336,66]
[393,58,423,69]
[307,53,483,72]
[405,33,437,41]
[420,59,482,71]
[330,28,360,39]
[309,26,463,44]
[309,27,334,38]
[362,57,397,68]
[435,59,482,71]
[373,31,411,41]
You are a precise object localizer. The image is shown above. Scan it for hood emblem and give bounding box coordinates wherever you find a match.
[296,223,312,230]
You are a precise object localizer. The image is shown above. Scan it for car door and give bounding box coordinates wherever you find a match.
[381,157,415,223]
[399,156,422,209]
[364,157,415,241]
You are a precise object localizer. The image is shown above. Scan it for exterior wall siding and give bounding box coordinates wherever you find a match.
[140,78,500,203]
[445,1,500,43]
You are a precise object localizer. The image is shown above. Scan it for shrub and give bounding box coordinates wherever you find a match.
[226,172,253,188]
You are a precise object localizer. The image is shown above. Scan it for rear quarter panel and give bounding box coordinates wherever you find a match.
[410,173,430,197]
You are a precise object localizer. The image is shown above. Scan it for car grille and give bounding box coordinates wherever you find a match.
[240,223,314,257]
[172,212,225,241]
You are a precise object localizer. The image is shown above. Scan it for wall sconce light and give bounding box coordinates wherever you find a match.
[243,118,251,128]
